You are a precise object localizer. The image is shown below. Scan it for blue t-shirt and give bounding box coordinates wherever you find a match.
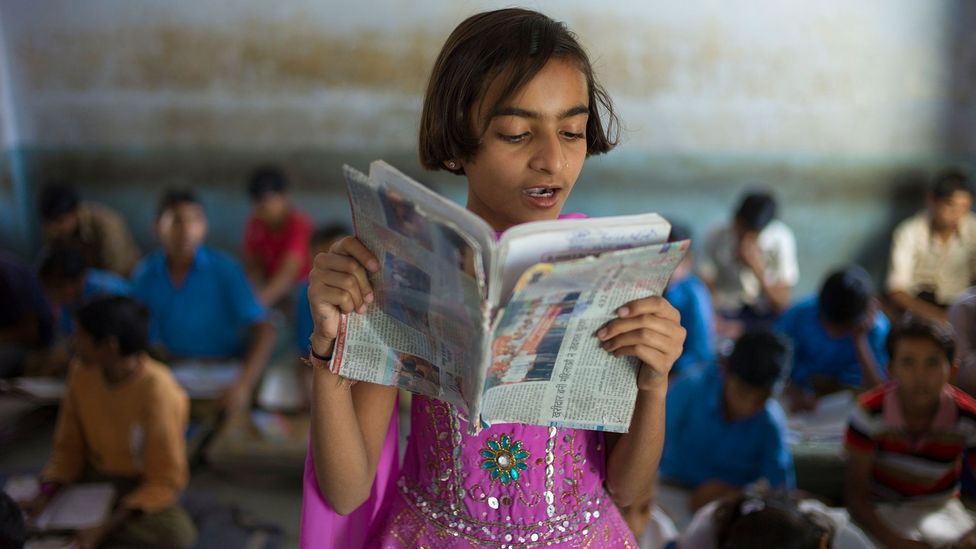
[130,246,266,358]
[665,273,716,375]
[294,281,313,355]
[59,269,132,336]
[660,366,795,490]
[775,295,889,391]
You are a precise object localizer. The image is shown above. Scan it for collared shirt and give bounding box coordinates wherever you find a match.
[845,381,976,503]
[243,209,313,282]
[130,246,266,359]
[0,251,54,346]
[73,202,142,277]
[775,296,890,391]
[660,366,795,490]
[950,287,976,386]
[665,273,716,375]
[58,269,131,336]
[698,219,799,314]
[886,211,976,305]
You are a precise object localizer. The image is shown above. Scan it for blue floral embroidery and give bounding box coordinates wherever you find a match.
[479,434,530,485]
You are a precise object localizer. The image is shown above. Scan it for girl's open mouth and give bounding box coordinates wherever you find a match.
[522,186,561,208]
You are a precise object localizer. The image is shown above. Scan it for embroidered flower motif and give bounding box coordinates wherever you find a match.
[480,434,530,485]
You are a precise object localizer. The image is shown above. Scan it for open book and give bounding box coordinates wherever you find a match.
[330,161,688,433]
[4,476,115,532]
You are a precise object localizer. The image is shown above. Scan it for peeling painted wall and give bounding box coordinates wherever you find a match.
[0,0,974,295]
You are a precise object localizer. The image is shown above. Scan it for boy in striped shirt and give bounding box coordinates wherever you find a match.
[845,316,976,547]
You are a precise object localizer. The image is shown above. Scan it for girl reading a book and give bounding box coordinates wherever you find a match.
[303,8,686,547]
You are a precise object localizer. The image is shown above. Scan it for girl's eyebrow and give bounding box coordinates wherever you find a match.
[491,104,589,120]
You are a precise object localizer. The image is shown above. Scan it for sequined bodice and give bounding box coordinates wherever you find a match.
[389,395,625,547]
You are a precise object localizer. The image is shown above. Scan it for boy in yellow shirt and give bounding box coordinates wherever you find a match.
[19,296,196,548]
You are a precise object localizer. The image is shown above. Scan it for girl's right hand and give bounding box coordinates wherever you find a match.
[307,236,380,357]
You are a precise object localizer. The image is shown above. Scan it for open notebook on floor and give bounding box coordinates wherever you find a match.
[4,476,115,532]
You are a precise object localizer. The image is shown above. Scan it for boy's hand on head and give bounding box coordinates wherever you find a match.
[597,296,685,390]
[737,236,764,274]
[307,236,379,356]
[853,299,880,338]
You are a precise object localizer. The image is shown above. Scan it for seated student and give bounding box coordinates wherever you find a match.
[665,223,716,378]
[131,189,275,418]
[845,316,976,548]
[18,296,196,548]
[777,266,890,412]
[698,191,798,334]
[38,182,141,277]
[241,166,314,307]
[294,224,348,355]
[0,251,53,378]
[659,328,795,512]
[39,244,131,339]
[950,286,976,397]
[887,168,976,324]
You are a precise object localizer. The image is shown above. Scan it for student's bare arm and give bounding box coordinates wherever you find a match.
[889,290,949,324]
[258,253,304,306]
[242,251,264,288]
[221,319,276,416]
[600,297,685,507]
[846,450,928,548]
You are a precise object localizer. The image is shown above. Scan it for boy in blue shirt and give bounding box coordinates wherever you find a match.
[776,265,889,412]
[659,328,795,511]
[664,223,715,377]
[131,189,275,419]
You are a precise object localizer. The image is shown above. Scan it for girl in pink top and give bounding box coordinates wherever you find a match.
[302,9,686,547]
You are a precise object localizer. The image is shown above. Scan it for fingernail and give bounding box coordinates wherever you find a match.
[617,306,630,316]
[596,328,607,339]
[602,342,612,350]
[367,260,380,272]
[357,304,367,314]
[365,292,374,303]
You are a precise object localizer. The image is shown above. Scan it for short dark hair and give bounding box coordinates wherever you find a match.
[38,244,89,284]
[247,165,289,201]
[734,191,777,232]
[715,493,833,549]
[727,328,792,391]
[0,490,26,549]
[819,265,873,326]
[38,182,80,222]
[419,8,619,174]
[75,295,150,356]
[930,168,972,200]
[311,223,348,247]
[886,315,956,365]
[156,188,202,220]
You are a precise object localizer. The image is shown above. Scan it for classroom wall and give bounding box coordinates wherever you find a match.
[0,0,974,295]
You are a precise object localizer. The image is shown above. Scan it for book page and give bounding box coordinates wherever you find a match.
[491,213,671,306]
[480,241,689,431]
[4,477,115,532]
[330,163,490,417]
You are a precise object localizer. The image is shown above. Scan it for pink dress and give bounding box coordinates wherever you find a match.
[372,395,637,547]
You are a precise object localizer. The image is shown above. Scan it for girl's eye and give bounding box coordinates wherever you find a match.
[562,131,585,141]
[498,132,529,143]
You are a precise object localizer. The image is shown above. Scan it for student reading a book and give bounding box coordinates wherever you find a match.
[665,223,716,378]
[776,266,890,413]
[131,189,275,419]
[887,168,976,324]
[658,329,795,513]
[302,9,686,547]
[19,296,196,548]
[845,316,976,547]
[242,165,314,307]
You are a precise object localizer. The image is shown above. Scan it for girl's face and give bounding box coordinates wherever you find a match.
[461,58,590,232]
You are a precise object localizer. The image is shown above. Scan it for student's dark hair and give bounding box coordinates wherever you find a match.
[734,191,777,232]
[419,8,619,174]
[930,167,972,200]
[818,265,873,327]
[714,492,833,549]
[75,296,150,356]
[311,223,348,247]
[38,182,80,222]
[38,244,89,284]
[886,314,956,365]
[156,188,202,220]
[727,328,791,391]
[0,484,27,548]
[247,165,289,201]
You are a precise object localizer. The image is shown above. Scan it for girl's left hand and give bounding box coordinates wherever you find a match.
[597,296,685,390]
